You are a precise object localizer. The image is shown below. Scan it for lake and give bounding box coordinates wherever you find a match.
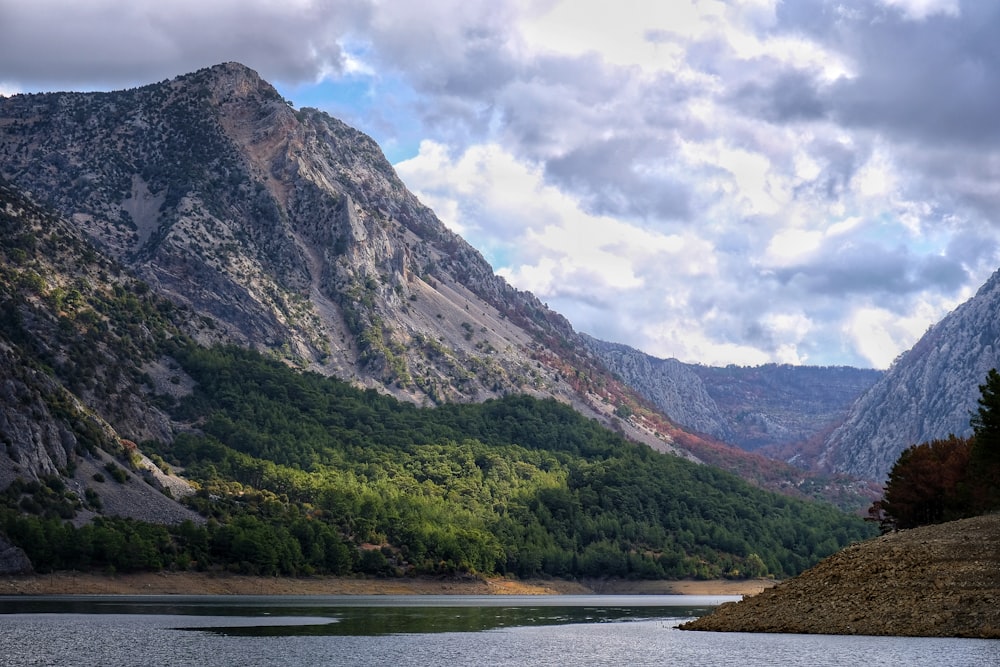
[1,594,997,666]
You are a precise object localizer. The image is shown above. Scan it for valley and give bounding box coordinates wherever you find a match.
[1,63,998,592]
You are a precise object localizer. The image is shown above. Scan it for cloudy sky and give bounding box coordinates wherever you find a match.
[4,0,1000,369]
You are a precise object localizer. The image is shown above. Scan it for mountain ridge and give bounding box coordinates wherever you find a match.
[816,268,1000,482]
[583,334,882,454]
[0,62,878,508]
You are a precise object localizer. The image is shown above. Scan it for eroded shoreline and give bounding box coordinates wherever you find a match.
[0,571,775,597]
[680,514,1000,638]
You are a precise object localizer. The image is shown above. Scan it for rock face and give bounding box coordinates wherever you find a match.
[0,62,584,408]
[0,535,32,575]
[584,335,881,454]
[680,514,1000,638]
[0,62,717,477]
[818,269,1000,482]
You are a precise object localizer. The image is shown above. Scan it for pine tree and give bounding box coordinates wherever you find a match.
[971,368,1000,463]
[970,368,1000,508]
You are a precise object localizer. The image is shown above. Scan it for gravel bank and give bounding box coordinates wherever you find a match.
[680,514,1000,638]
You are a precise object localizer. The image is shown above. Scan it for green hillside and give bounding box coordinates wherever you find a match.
[6,343,872,579]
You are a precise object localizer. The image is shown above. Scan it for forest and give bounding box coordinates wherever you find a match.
[4,343,874,580]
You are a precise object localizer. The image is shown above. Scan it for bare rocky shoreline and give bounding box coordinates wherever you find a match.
[680,514,1000,638]
[0,572,774,597]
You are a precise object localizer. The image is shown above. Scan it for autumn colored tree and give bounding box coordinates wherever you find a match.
[879,435,973,530]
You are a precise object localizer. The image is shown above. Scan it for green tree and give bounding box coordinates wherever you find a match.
[970,368,1000,508]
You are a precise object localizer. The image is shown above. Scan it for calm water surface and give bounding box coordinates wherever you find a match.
[1,595,997,666]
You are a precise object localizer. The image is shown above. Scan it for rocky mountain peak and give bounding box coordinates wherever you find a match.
[0,63,692,457]
[817,267,1000,482]
[196,62,275,100]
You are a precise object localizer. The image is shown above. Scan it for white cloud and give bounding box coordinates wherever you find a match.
[845,305,921,368]
[879,0,960,21]
[764,229,824,267]
[851,147,897,199]
[6,0,1000,369]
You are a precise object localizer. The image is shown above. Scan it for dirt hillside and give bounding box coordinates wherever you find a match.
[680,513,1000,638]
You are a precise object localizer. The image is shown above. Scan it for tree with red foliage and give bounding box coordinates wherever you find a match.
[879,436,973,530]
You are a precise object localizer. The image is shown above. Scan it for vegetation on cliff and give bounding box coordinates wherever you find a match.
[1,342,874,580]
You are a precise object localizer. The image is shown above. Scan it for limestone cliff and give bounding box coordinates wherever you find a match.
[818,269,1000,482]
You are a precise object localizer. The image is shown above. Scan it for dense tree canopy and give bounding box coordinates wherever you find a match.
[4,343,875,579]
[879,436,973,530]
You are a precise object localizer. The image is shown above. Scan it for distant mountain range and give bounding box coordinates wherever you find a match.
[588,280,1000,483]
[583,334,883,454]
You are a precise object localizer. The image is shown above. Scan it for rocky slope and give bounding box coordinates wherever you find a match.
[584,335,881,453]
[1,62,879,509]
[0,62,570,407]
[1,62,728,463]
[0,177,201,524]
[680,514,1000,638]
[818,269,1000,482]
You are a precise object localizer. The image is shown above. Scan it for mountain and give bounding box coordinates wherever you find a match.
[0,176,875,578]
[0,62,566,405]
[0,63,879,579]
[0,61,866,497]
[583,334,882,454]
[814,269,1000,483]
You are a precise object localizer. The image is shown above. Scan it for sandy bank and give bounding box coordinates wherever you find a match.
[0,572,775,597]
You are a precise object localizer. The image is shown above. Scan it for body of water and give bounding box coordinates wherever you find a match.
[1,594,997,666]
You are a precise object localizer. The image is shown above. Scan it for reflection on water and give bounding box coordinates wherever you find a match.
[187,601,720,636]
[1,595,997,667]
[0,594,724,636]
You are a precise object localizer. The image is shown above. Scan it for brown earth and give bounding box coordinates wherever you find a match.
[680,513,1000,638]
[0,572,772,597]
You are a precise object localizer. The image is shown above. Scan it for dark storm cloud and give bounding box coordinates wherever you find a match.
[779,1,1000,147]
[771,240,970,298]
[730,70,828,123]
[0,1,370,90]
[544,137,691,221]
[372,24,518,98]
[945,230,999,272]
